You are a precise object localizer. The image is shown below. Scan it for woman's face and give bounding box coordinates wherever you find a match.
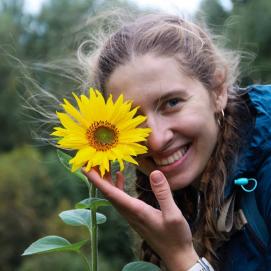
[106,54,227,190]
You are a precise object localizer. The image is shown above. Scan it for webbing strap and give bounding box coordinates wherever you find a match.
[240,190,270,249]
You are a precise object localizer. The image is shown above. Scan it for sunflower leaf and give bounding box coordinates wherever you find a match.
[75,198,111,210]
[59,209,106,229]
[57,150,90,188]
[22,235,88,256]
[122,261,161,271]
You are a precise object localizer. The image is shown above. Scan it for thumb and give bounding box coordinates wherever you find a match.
[150,170,178,214]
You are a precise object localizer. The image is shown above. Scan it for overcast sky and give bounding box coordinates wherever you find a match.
[23,0,232,15]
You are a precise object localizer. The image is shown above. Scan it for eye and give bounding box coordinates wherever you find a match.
[167,98,180,107]
[163,97,183,111]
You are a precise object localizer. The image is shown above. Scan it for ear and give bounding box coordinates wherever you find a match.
[211,72,228,112]
[213,83,228,112]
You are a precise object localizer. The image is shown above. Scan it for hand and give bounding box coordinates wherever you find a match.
[83,168,199,271]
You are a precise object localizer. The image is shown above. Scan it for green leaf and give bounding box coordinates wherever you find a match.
[59,209,106,229]
[22,236,88,256]
[122,261,160,271]
[57,150,90,188]
[57,149,74,171]
[76,198,111,209]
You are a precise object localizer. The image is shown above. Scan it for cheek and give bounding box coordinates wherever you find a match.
[175,115,216,137]
[176,112,217,137]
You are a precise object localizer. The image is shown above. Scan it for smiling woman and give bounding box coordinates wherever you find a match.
[76,11,271,271]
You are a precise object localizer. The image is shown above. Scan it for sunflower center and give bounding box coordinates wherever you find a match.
[86,121,119,151]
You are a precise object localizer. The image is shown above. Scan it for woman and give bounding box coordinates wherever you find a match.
[81,14,271,270]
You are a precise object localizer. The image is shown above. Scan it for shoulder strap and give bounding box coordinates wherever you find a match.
[239,190,270,249]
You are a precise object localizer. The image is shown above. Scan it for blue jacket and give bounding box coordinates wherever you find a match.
[219,85,271,271]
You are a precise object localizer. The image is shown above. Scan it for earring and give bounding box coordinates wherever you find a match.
[217,109,225,127]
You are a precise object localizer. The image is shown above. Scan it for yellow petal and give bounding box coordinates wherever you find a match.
[51,127,68,137]
[118,159,124,171]
[70,147,96,165]
[123,155,138,165]
[56,112,85,132]
[117,115,147,131]
[62,98,89,127]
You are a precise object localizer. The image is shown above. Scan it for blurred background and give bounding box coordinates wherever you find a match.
[0,0,271,270]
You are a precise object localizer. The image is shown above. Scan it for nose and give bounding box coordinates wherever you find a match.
[146,115,174,152]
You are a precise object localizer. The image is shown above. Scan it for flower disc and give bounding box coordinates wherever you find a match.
[86,121,119,151]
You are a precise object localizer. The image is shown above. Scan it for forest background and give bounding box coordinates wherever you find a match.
[1,0,271,270]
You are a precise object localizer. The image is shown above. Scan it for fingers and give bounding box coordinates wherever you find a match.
[150,170,181,217]
[82,168,137,212]
[82,168,116,197]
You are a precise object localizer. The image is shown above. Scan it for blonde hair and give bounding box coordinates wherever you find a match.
[78,12,246,267]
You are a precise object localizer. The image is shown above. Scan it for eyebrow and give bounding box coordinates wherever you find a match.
[134,89,188,115]
[154,89,188,105]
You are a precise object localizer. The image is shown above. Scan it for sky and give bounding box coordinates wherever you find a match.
[23,0,232,15]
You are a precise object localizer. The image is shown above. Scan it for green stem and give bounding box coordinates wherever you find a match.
[90,184,98,271]
[78,251,91,271]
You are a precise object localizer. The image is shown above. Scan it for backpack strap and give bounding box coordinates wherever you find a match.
[239,189,270,249]
[217,192,236,233]
[234,177,270,249]
[219,178,270,250]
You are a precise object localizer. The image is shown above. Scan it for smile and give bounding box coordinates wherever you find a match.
[153,144,190,166]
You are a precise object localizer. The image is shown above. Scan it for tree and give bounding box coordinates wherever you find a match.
[198,0,229,30]
[228,0,271,82]
[196,0,271,84]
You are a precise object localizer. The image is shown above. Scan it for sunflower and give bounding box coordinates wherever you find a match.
[51,88,151,177]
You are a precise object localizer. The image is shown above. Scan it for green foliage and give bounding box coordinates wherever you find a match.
[227,0,271,82]
[76,197,111,209]
[0,146,52,270]
[22,236,88,255]
[59,209,107,228]
[57,149,91,188]
[0,0,33,151]
[0,146,88,270]
[198,0,229,29]
[18,253,85,271]
[197,0,271,84]
[21,150,134,271]
[19,252,116,271]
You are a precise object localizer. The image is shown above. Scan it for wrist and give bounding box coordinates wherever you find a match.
[164,249,199,271]
[186,257,214,271]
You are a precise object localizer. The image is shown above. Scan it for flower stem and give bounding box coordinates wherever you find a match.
[90,184,98,271]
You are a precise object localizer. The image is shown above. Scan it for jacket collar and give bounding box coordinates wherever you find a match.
[224,85,271,198]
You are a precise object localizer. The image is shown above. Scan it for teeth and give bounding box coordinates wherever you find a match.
[181,145,188,156]
[153,145,190,166]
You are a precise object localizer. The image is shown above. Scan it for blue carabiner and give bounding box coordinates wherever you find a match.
[234,177,257,192]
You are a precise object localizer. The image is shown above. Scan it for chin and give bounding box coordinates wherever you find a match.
[166,174,194,191]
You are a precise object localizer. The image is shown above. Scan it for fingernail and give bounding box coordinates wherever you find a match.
[152,171,163,184]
